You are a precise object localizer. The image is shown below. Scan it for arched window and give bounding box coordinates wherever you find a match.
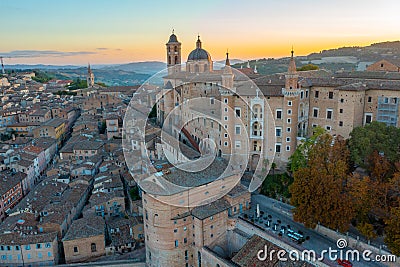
[91,243,97,252]
[174,46,178,52]
[175,56,178,64]
[168,56,171,65]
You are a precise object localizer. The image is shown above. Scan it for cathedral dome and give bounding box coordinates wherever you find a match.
[188,48,211,61]
[187,35,211,62]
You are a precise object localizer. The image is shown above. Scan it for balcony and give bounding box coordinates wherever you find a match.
[282,88,301,97]
[250,131,263,140]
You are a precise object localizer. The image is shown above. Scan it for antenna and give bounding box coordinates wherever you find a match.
[1,57,5,74]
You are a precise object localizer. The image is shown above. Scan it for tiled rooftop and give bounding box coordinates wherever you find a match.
[62,216,105,241]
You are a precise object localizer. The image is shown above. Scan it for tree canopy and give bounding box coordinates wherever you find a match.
[290,134,354,232]
[297,64,319,71]
[348,121,400,169]
[288,126,325,173]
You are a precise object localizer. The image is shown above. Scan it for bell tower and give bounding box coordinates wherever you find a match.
[166,29,181,74]
[87,63,95,87]
[281,48,301,162]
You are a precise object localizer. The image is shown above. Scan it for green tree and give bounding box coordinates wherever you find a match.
[297,64,319,71]
[348,122,400,169]
[288,126,325,173]
[290,134,354,232]
[68,78,88,90]
[32,70,53,83]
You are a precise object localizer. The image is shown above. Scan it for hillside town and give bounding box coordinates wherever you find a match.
[0,67,146,265]
[0,31,400,267]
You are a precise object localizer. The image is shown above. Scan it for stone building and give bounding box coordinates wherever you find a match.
[366,59,400,72]
[141,156,251,267]
[62,216,106,264]
[157,31,400,167]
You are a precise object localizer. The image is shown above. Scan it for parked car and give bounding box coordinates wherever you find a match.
[337,259,353,267]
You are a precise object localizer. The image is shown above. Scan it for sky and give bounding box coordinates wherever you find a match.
[0,0,399,65]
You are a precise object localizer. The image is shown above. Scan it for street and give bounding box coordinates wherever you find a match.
[248,194,390,267]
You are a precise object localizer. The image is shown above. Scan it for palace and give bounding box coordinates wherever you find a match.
[139,31,400,267]
[158,31,400,168]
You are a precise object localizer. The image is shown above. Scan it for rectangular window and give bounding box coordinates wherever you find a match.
[326,125,331,131]
[275,127,282,137]
[286,137,291,142]
[368,96,372,102]
[287,118,291,124]
[339,121,343,127]
[224,98,228,104]
[313,108,318,118]
[235,108,241,117]
[235,125,241,135]
[175,240,179,248]
[224,141,228,146]
[275,144,281,153]
[287,109,292,115]
[210,98,215,105]
[365,113,372,124]
[306,90,309,98]
[288,101,292,106]
[74,247,78,253]
[315,91,319,98]
[276,109,282,119]
[328,92,333,99]
[224,116,228,121]
[286,145,290,151]
[339,109,343,114]
[300,91,304,99]
[287,127,291,133]
[326,109,333,120]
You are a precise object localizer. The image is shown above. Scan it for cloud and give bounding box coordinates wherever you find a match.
[0,50,97,58]
[96,48,109,51]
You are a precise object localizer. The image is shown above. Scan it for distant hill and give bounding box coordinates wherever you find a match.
[102,61,166,75]
[51,67,151,86]
[232,40,400,75]
[6,41,400,82]
[4,64,83,70]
